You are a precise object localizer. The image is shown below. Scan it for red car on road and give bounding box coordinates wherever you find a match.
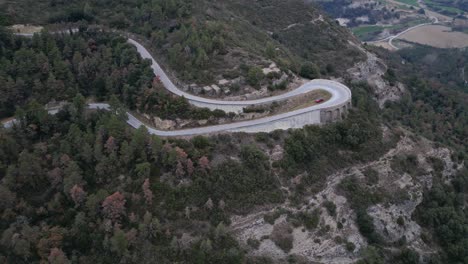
[315,98,324,103]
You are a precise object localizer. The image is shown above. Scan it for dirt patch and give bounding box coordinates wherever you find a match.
[370,39,414,50]
[9,24,43,34]
[398,25,468,48]
[369,40,396,50]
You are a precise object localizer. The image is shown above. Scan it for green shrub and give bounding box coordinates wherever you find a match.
[345,241,356,252]
[397,216,405,226]
[271,223,294,252]
[247,66,265,87]
[363,168,379,185]
[299,62,320,79]
[247,238,261,249]
[290,209,320,230]
[323,201,337,217]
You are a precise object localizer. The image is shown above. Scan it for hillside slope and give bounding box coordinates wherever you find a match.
[2,1,468,264]
[1,0,365,86]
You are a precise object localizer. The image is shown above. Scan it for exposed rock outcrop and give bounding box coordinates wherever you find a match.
[347,43,405,108]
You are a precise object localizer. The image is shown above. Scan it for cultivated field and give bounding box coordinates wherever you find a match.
[399,25,468,48]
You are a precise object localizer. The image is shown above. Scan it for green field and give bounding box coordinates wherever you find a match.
[352,18,430,41]
[352,25,386,40]
[394,0,419,7]
[395,4,412,10]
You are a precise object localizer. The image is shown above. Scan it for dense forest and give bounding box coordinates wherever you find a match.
[0,28,225,120]
[0,25,391,263]
[1,1,468,263]
[0,92,389,263]
[0,96,249,263]
[0,29,152,117]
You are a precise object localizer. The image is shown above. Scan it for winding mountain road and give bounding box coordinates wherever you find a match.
[3,32,352,136]
[128,39,351,113]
